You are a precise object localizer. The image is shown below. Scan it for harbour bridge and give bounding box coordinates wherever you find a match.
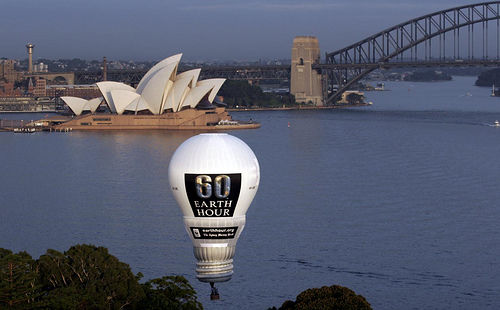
[74,1,500,105]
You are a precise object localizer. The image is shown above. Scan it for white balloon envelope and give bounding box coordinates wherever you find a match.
[168,133,260,284]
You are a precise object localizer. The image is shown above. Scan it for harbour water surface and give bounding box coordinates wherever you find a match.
[1,76,500,309]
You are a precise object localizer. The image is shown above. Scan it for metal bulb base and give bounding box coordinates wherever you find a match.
[196,259,233,283]
[193,245,236,282]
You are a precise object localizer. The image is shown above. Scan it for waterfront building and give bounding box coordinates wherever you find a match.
[0,96,53,112]
[46,84,101,99]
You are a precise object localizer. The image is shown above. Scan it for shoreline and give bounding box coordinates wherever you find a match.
[227,103,371,112]
[0,104,369,132]
[0,103,370,115]
[0,110,57,114]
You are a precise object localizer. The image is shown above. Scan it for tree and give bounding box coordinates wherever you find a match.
[346,93,364,105]
[270,285,372,310]
[140,276,203,310]
[0,245,204,310]
[218,80,292,108]
[0,248,41,309]
[37,244,144,309]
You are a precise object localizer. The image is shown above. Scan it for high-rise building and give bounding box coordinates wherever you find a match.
[34,62,48,73]
[0,59,21,83]
[33,78,47,97]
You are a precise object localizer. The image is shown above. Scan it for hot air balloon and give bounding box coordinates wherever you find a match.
[168,133,260,299]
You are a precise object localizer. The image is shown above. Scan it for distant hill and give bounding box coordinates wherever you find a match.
[475,68,500,86]
[403,70,452,82]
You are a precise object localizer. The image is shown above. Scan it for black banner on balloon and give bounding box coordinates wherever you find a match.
[185,173,241,217]
[190,226,239,239]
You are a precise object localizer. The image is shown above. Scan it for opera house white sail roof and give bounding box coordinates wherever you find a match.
[61,54,226,116]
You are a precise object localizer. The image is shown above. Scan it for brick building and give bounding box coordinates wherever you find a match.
[46,84,101,99]
[0,59,22,83]
[33,78,47,97]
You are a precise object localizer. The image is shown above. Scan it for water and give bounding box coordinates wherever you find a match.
[1,76,500,309]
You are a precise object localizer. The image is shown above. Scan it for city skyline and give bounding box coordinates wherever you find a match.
[0,0,493,61]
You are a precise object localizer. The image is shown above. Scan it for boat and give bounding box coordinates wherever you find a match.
[374,82,385,91]
[494,120,500,127]
[13,127,36,133]
[492,84,500,97]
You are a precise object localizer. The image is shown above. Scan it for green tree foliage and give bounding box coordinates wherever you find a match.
[218,80,294,108]
[0,248,41,309]
[345,93,364,105]
[37,244,144,309]
[0,245,203,309]
[270,285,372,310]
[140,276,203,310]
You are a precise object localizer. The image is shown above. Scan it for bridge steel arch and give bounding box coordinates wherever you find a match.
[323,1,500,104]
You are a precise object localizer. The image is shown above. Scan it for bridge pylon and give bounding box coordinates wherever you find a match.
[290,36,323,106]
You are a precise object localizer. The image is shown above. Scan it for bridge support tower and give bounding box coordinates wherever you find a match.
[290,36,323,106]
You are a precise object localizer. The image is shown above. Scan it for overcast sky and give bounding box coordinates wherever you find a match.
[0,0,493,61]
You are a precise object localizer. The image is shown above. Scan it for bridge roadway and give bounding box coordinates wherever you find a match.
[314,59,500,70]
[75,65,291,85]
[75,58,500,85]
[192,59,500,73]
[75,58,500,87]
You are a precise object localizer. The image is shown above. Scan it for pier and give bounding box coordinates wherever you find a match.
[0,117,70,132]
[0,119,29,132]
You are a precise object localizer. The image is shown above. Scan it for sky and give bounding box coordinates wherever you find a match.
[0,0,494,61]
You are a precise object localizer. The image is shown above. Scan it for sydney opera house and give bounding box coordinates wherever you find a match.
[54,54,258,130]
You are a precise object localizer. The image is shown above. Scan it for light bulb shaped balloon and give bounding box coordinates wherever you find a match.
[168,133,260,284]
